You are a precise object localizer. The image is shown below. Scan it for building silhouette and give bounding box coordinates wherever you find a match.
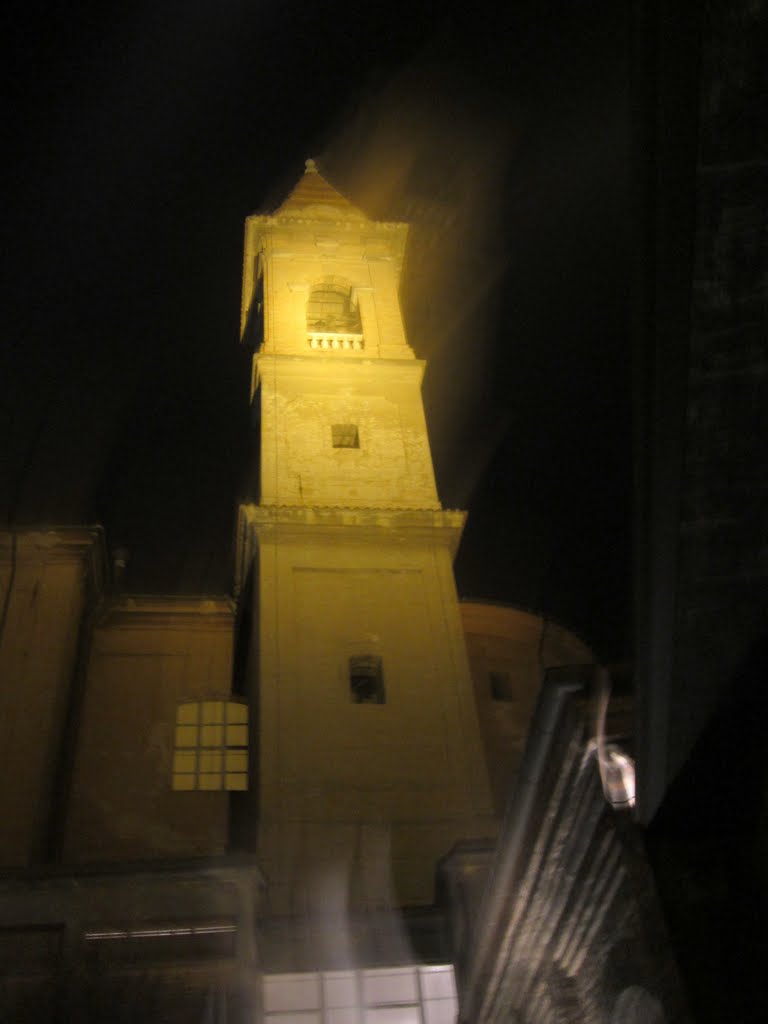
[9,78,763,1011]
[1,164,601,1021]
[235,160,494,922]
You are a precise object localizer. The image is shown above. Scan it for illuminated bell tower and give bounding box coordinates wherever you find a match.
[236,161,493,914]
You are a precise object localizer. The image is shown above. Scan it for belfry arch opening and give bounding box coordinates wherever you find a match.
[306,278,364,350]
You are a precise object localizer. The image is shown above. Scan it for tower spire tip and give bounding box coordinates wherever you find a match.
[305,158,318,174]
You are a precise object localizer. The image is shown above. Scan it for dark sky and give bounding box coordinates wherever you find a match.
[4,2,631,660]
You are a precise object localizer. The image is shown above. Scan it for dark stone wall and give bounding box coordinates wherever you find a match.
[444,673,688,1024]
[633,0,767,818]
[0,861,263,1024]
[673,0,768,761]
[637,2,768,1021]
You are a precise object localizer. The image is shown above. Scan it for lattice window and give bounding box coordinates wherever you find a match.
[172,701,248,791]
[306,283,361,333]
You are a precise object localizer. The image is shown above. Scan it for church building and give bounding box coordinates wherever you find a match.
[2,164,677,1024]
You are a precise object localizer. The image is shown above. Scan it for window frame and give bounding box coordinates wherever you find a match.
[172,699,249,792]
[331,423,360,449]
[349,655,386,705]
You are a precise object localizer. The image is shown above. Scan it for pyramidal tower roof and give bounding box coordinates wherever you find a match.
[273,159,370,221]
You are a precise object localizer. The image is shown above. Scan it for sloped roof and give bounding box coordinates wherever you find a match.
[273,159,370,221]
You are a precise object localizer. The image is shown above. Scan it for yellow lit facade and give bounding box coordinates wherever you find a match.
[0,169,593,895]
[236,161,495,909]
[0,165,605,1016]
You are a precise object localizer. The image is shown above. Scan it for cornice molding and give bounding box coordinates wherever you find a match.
[235,502,466,594]
[254,353,423,379]
[96,595,235,631]
[0,526,107,598]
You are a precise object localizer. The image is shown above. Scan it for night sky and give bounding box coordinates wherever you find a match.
[4,2,631,660]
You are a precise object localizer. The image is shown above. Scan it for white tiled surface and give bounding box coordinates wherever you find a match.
[264,972,321,1012]
[323,971,357,1008]
[422,999,457,1024]
[325,1010,359,1024]
[362,968,419,1005]
[263,964,457,1023]
[365,1007,421,1024]
[418,966,456,1001]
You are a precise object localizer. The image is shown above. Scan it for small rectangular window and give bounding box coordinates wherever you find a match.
[349,655,385,704]
[332,423,359,448]
[489,671,515,702]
